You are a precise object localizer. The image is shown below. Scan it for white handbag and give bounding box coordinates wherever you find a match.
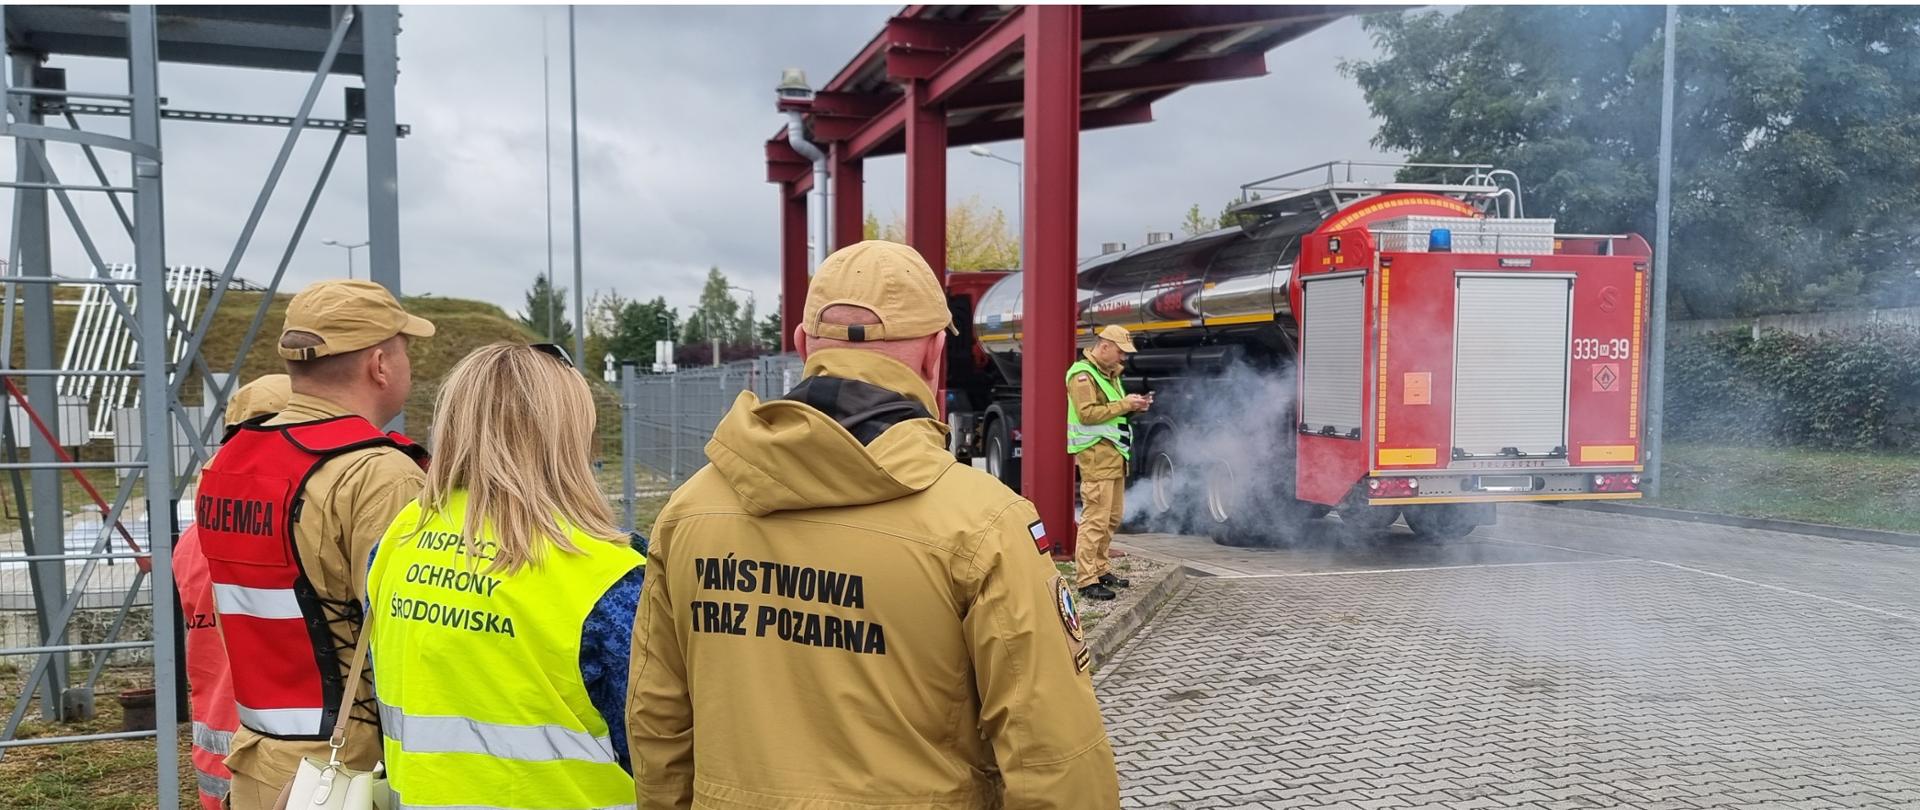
[273,628,392,810]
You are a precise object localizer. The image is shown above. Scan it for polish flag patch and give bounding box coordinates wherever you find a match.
[1029,520,1050,555]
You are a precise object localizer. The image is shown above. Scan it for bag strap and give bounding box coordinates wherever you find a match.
[327,616,374,756]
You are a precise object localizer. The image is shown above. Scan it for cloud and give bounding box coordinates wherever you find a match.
[4,6,1393,327]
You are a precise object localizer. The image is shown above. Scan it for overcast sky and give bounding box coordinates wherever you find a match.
[6,5,1397,324]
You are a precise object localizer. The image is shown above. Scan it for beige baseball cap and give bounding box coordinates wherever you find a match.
[278,280,435,360]
[224,374,291,427]
[803,240,956,342]
[1097,324,1137,353]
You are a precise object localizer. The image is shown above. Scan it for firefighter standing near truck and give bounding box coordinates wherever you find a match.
[628,240,1118,809]
[196,281,434,808]
[1067,324,1150,602]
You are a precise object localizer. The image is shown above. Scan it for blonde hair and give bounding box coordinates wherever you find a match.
[419,342,623,573]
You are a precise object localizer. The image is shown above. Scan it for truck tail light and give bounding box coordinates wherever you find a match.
[1592,473,1640,493]
[1366,477,1420,498]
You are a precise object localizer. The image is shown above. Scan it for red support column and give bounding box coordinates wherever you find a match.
[904,80,948,283]
[832,143,864,250]
[1022,5,1081,554]
[904,78,950,417]
[780,185,808,352]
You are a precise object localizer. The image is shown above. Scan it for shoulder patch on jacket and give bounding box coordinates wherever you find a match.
[1029,520,1050,555]
[1052,575,1092,672]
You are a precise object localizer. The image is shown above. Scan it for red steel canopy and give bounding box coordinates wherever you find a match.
[767,4,1364,553]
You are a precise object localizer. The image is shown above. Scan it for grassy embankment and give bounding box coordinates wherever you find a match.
[1650,442,1920,534]
[0,291,588,533]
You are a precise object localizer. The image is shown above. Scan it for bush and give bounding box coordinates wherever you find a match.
[1665,325,1920,449]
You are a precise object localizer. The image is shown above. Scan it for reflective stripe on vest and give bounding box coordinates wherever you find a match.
[235,704,325,737]
[370,494,643,810]
[1065,359,1131,458]
[379,701,619,764]
[392,796,635,810]
[198,416,428,741]
[210,583,302,620]
[191,720,232,755]
[191,719,234,803]
[196,769,231,800]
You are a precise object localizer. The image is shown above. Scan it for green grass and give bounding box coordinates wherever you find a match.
[0,471,144,535]
[0,666,193,809]
[1651,442,1920,534]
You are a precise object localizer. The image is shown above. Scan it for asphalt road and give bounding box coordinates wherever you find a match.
[1099,504,1920,809]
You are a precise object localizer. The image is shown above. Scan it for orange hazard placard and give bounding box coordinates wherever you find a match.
[1403,372,1431,405]
[1592,363,1620,392]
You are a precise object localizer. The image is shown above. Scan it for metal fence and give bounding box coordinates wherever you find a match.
[623,355,802,485]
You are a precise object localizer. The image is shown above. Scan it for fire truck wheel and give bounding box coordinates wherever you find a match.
[984,417,1021,492]
[1404,504,1479,540]
[1337,504,1402,537]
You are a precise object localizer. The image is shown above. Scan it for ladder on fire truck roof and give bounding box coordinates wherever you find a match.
[1228,161,1526,232]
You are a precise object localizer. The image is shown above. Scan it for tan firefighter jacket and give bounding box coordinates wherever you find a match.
[627,348,1118,810]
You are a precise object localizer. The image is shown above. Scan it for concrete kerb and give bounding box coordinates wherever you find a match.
[1553,500,1920,549]
[1087,555,1192,671]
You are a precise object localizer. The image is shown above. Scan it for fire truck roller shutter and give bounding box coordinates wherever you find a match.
[1452,274,1574,459]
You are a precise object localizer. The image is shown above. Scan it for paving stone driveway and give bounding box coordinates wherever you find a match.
[1098,507,1920,809]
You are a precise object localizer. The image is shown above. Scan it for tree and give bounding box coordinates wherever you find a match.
[735,297,758,348]
[518,273,574,348]
[1180,199,1258,236]
[1218,197,1258,230]
[1342,6,1920,317]
[583,290,629,367]
[1180,203,1215,237]
[606,296,678,364]
[757,301,783,351]
[863,197,1021,271]
[681,267,743,352]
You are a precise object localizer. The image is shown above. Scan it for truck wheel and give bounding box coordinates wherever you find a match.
[1404,504,1485,541]
[1197,460,1282,546]
[1337,504,1401,538]
[984,418,1021,492]
[946,412,973,463]
[1141,445,1190,534]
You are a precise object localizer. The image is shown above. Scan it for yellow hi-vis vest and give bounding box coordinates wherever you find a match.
[1065,359,1131,459]
[368,493,644,810]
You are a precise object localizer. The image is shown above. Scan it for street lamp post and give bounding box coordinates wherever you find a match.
[707,286,757,367]
[322,239,370,280]
[968,145,1022,261]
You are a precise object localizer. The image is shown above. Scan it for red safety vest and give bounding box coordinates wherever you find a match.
[173,523,235,810]
[196,416,426,741]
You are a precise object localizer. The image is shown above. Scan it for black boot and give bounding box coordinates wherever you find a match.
[1099,573,1131,589]
[1078,583,1118,601]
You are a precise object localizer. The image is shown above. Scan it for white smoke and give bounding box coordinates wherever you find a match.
[1121,360,1316,544]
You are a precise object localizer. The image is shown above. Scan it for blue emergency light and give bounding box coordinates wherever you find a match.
[1428,228,1453,253]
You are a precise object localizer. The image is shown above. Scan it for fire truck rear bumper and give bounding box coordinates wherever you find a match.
[1363,468,1645,506]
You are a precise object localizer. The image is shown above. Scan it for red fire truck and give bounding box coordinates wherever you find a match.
[944,162,1651,544]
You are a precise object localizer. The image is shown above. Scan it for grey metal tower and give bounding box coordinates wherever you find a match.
[0,7,408,807]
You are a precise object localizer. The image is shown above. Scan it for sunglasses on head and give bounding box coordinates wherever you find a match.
[529,342,576,369]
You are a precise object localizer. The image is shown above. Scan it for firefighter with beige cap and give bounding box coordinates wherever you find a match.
[629,240,1119,809]
[1067,324,1150,602]
[195,280,433,806]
